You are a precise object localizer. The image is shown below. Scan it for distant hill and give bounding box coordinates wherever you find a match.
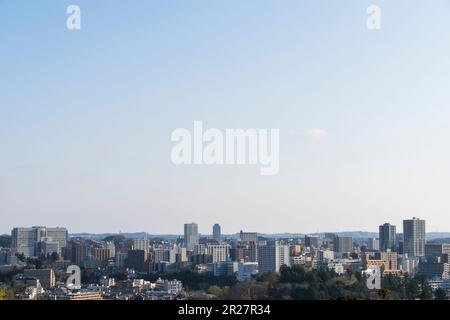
[69,231,376,240]
[426,233,450,240]
[427,237,450,244]
[70,232,181,241]
[69,231,450,242]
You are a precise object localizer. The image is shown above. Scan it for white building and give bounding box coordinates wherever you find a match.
[39,237,60,256]
[327,262,345,275]
[400,254,420,276]
[429,279,450,295]
[291,255,305,266]
[317,249,334,262]
[11,227,68,257]
[237,262,259,282]
[153,247,176,263]
[154,278,183,295]
[367,238,380,251]
[133,239,150,252]
[207,244,229,263]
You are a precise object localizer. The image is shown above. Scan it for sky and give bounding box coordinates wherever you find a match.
[1,0,450,235]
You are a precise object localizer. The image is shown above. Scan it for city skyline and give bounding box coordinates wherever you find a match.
[3,216,450,301]
[2,217,445,238]
[2,1,450,234]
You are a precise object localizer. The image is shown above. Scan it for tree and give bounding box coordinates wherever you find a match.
[434,288,449,300]
[0,288,14,300]
[405,277,420,299]
[207,285,229,298]
[414,274,433,300]
[50,252,59,262]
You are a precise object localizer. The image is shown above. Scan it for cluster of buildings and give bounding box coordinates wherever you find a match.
[1,217,450,299]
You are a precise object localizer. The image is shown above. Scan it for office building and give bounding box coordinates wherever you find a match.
[377,251,398,271]
[213,224,221,241]
[115,251,128,269]
[316,249,334,262]
[173,245,188,262]
[367,238,380,251]
[379,223,396,252]
[45,228,68,249]
[239,231,258,243]
[334,236,353,253]
[403,218,426,257]
[304,235,320,248]
[38,238,60,256]
[258,241,290,273]
[153,247,175,263]
[11,227,68,257]
[207,244,229,263]
[92,247,111,263]
[230,243,258,263]
[126,250,148,272]
[133,238,150,252]
[237,262,259,282]
[184,223,199,251]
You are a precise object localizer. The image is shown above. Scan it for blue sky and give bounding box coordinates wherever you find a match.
[1,0,450,234]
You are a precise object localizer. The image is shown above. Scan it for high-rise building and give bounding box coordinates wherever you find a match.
[333,236,353,253]
[379,223,396,252]
[133,238,150,252]
[304,235,320,248]
[152,248,172,263]
[184,223,199,251]
[115,251,128,269]
[213,224,221,241]
[258,241,290,273]
[173,244,188,262]
[230,243,258,263]
[92,247,111,262]
[11,227,68,257]
[207,244,229,263]
[403,218,426,257]
[38,237,60,256]
[126,250,148,272]
[239,231,258,243]
[45,228,68,250]
[367,238,380,251]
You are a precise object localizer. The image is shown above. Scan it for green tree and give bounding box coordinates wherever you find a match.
[207,285,224,297]
[0,288,14,300]
[50,252,59,262]
[434,288,449,300]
